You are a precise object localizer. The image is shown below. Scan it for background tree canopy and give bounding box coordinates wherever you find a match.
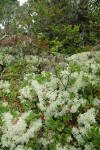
[0,0,100,54]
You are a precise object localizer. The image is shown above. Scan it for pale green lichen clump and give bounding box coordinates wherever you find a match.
[0,51,100,150]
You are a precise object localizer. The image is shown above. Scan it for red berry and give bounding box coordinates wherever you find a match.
[13,118,19,125]
[67,120,71,125]
[41,113,44,120]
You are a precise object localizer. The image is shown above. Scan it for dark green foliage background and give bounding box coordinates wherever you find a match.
[0,0,100,55]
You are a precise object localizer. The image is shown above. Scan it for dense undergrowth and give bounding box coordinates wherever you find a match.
[0,48,100,150]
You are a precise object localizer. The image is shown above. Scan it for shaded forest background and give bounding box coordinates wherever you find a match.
[0,0,100,55]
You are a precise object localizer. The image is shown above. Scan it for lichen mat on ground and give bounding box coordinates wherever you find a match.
[0,51,100,150]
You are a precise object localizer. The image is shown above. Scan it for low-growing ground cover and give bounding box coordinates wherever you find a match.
[0,50,100,150]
